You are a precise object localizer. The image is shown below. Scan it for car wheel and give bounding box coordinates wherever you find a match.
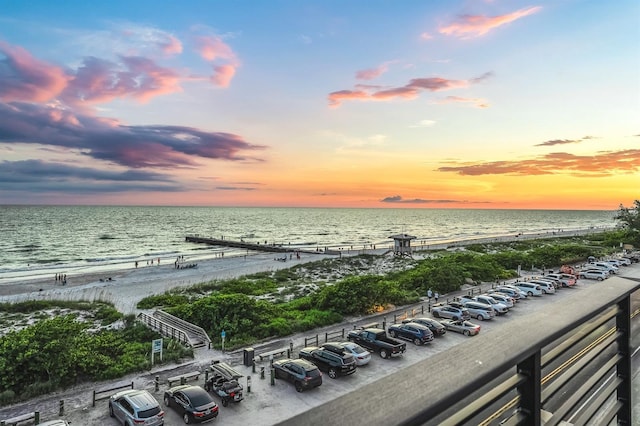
[164,395,171,407]
[476,314,484,321]
[109,402,114,417]
[379,348,389,359]
[528,291,533,296]
[413,338,421,346]
[597,277,603,281]
[183,413,191,424]
[453,316,459,321]
[295,381,304,392]
[463,330,470,336]
[433,311,440,318]
[328,368,337,379]
[390,330,397,338]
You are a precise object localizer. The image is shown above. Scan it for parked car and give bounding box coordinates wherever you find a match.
[321,341,371,366]
[272,358,323,392]
[299,346,357,378]
[402,317,447,336]
[388,322,434,345]
[204,361,244,406]
[109,389,164,426]
[465,295,509,315]
[578,269,609,281]
[498,285,529,299]
[163,385,218,424]
[486,293,514,309]
[545,273,577,287]
[440,319,481,336]
[493,286,523,301]
[347,328,406,359]
[513,282,543,296]
[528,280,556,294]
[431,304,471,321]
[589,262,618,274]
[613,258,631,266]
[461,300,496,321]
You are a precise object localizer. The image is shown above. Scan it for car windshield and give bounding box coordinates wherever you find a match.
[138,407,161,418]
[349,345,366,354]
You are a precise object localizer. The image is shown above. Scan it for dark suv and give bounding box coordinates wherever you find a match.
[273,358,323,392]
[298,346,357,379]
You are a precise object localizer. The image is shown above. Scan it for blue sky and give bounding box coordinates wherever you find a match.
[0,0,638,208]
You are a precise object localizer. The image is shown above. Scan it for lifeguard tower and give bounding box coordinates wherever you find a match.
[389,233,416,257]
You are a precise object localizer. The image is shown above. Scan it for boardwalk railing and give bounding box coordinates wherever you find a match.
[278,275,640,425]
[137,312,190,346]
[152,310,211,348]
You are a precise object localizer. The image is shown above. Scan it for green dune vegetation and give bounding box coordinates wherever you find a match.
[1,201,638,405]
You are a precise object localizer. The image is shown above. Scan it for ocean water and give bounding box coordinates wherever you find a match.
[0,206,617,282]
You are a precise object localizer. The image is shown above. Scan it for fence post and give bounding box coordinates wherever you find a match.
[181,376,186,385]
[383,316,387,330]
[92,390,97,407]
[421,305,424,314]
[260,366,265,379]
[155,375,159,392]
[34,411,39,424]
[247,376,251,393]
[59,399,64,416]
[270,367,275,386]
[252,359,256,373]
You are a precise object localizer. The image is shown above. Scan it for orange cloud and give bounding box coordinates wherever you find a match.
[0,41,69,102]
[211,64,236,88]
[437,149,640,176]
[195,36,236,61]
[356,63,389,80]
[437,95,489,108]
[439,6,542,38]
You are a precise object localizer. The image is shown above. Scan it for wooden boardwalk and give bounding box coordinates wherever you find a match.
[185,235,296,253]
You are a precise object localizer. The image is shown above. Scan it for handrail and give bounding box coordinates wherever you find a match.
[277,276,640,425]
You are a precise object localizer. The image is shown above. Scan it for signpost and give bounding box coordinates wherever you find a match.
[221,330,226,352]
[151,338,163,364]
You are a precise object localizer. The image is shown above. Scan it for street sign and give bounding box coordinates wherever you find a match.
[221,330,226,338]
[151,338,163,364]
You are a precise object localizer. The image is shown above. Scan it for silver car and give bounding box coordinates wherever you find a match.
[461,301,496,321]
[109,389,164,426]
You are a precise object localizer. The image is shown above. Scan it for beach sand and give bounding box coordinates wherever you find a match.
[0,228,606,313]
[0,251,336,313]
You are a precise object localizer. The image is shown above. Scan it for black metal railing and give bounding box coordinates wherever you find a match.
[278,275,639,426]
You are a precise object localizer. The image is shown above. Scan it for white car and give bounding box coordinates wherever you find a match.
[321,341,371,366]
[579,269,609,281]
[529,280,556,294]
[487,293,515,308]
[545,273,577,287]
[589,262,618,274]
[496,285,527,299]
[471,295,509,314]
[513,282,543,296]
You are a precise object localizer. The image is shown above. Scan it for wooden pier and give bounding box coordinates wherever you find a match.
[185,236,294,253]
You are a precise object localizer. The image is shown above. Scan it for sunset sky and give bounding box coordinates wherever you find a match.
[0,0,638,209]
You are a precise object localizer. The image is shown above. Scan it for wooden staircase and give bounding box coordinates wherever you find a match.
[137,310,212,349]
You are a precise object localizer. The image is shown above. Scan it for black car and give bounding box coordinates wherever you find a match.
[272,358,323,392]
[163,385,218,424]
[298,346,357,379]
[402,317,447,336]
[387,322,434,345]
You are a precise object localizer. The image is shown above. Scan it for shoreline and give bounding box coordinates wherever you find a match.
[0,227,614,313]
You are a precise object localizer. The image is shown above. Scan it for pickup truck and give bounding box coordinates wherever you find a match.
[347,328,406,359]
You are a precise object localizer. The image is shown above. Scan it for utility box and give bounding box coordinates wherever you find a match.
[243,347,254,367]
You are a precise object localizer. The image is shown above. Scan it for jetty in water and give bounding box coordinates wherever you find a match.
[185,235,302,253]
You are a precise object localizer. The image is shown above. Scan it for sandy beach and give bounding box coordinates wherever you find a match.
[0,227,612,314]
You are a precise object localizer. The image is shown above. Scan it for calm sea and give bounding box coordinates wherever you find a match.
[0,206,617,282]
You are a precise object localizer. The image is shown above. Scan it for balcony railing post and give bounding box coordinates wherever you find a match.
[517,349,541,424]
[616,294,632,424]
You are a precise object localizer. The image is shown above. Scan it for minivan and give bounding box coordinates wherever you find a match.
[514,282,543,296]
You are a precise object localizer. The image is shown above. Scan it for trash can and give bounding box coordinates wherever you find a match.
[243,347,254,367]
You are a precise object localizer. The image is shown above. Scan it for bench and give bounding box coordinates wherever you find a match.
[256,347,288,362]
[167,370,201,386]
[0,411,39,426]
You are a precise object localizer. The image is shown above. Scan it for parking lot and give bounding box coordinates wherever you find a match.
[9,263,640,425]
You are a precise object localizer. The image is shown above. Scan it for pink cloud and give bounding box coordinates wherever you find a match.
[210,64,237,88]
[63,55,182,105]
[0,41,69,102]
[437,95,489,108]
[329,72,492,107]
[356,64,389,80]
[439,6,542,38]
[159,35,183,56]
[195,36,236,62]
